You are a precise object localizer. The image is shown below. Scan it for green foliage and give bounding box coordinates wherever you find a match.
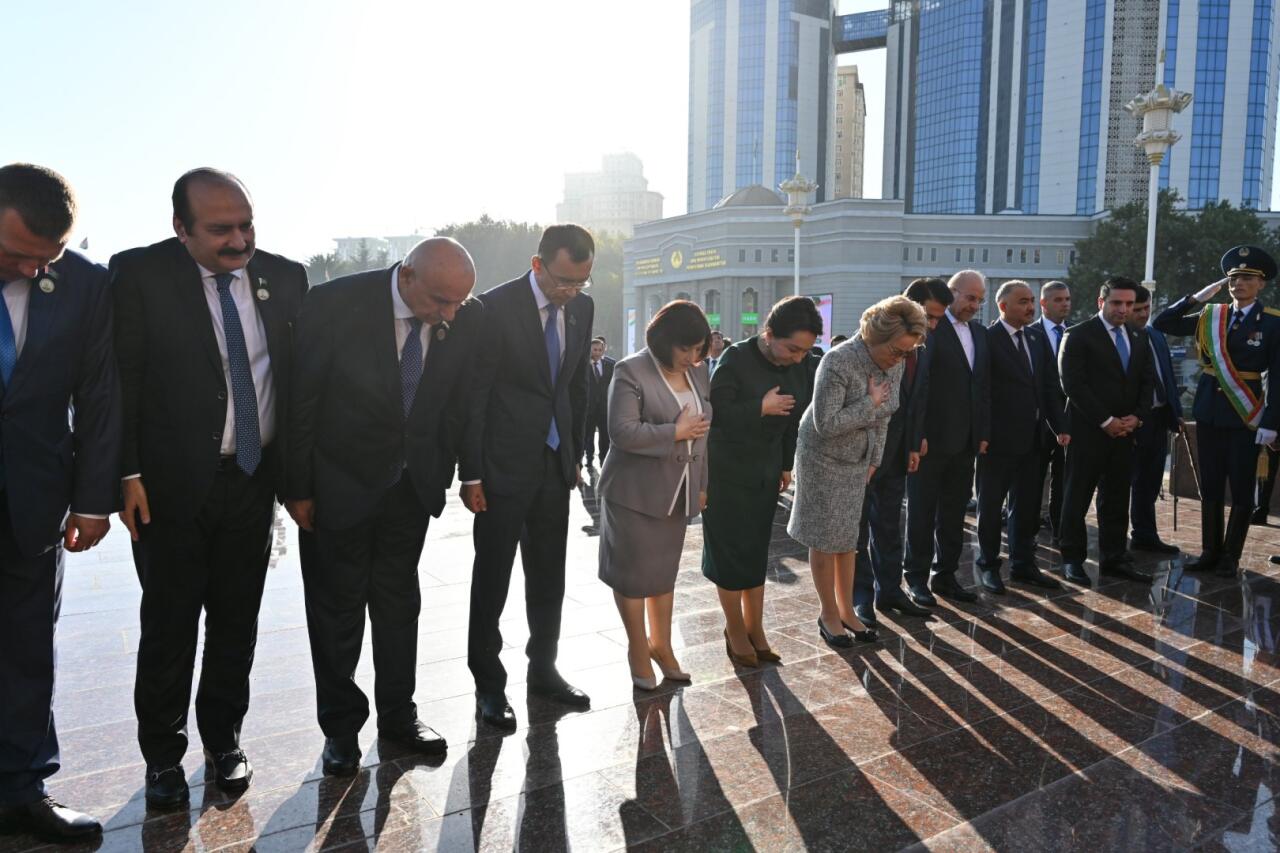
[1067,190,1280,319]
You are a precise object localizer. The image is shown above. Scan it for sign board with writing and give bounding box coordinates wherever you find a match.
[741,312,759,324]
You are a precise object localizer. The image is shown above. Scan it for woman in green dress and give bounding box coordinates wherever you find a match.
[702,296,821,667]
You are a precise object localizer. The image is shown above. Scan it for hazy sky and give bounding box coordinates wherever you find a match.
[6,1,1272,262]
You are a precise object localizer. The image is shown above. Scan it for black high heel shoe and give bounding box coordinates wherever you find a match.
[817,618,854,649]
[841,620,879,643]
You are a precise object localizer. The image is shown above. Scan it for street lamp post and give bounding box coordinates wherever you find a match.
[1124,50,1192,293]
[779,151,818,297]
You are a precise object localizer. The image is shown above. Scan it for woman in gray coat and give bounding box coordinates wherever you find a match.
[598,301,713,690]
[788,296,928,648]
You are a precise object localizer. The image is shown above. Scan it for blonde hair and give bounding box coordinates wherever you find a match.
[859,295,928,346]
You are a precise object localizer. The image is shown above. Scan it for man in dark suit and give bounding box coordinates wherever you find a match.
[1154,246,1280,578]
[904,270,991,605]
[1127,284,1183,554]
[1058,277,1154,586]
[0,164,118,842]
[460,225,595,731]
[853,277,949,627]
[974,281,1065,594]
[285,238,480,775]
[583,336,614,470]
[705,330,726,372]
[1035,281,1071,543]
[112,169,308,807]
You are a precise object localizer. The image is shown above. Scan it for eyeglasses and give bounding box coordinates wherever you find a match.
[886,342,924,361]
[541,266,591,292]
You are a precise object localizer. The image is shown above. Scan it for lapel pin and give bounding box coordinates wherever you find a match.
[568,314,577,326]
[256,277,270,301]
[436,326,447,342]
[38,277,55,293]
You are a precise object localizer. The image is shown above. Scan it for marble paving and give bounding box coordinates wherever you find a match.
[4,475,1280,852]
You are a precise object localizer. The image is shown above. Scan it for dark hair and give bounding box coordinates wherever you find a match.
[902,276,953,307]
[831,334,849,345]
[646,300,712,366]
[1132,283,1152,304]
[591,336,606,345]
[0,163,77,241]
[538,224,594,264]
[765,295,823,339]
[172,167,248,231]
[1099,276,1140,299]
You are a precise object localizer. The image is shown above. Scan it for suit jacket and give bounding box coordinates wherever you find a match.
[912,315,990,456]
[285,266,482,528]
[1143,325,1184,429]
[1058,315,1154,438]
[597,351,710,520]
[1,251,122,556]
[880,345,929,475]
[985,321,1063,456]
[587,355,615,419]
[110,237,307,519]
[460,272,593,493]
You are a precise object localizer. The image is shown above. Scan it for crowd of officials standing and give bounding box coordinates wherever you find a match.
[0,160,1276,844]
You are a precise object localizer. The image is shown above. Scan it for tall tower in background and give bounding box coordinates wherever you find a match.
[686,0,834,213]
[834,65,866,198]
[557,153,664,237]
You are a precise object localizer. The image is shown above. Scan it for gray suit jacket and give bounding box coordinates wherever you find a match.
[597,350,712,520]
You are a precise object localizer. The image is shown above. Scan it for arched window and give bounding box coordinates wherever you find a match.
[675,291,693,302]
[741,287,759,337]
[646,293,662,324]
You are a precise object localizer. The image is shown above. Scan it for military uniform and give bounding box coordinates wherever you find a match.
[1153,245,1280,576]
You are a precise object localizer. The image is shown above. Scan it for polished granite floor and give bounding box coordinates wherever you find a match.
[4,476,1280,852]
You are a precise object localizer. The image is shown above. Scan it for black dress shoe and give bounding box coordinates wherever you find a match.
[1270,555,1280,565]
[817,618,854,648]
[852,603,878,627]
[144,764,189,809]
[1252,506,1270,525]
[1061,562,1091,586]
[906,585,937,608]
[840,620,880,643]
[378,720,447,757]
[527,673,591,708]
[1009,566,1063,590]
[0,797,101,842]
[476,692,518,731]
[879,595,933,618]
[979,568,1006,595]
[1130,537,1180,555]
[321,735,362,777]
[930,575,978,603]
[204,748,252,793]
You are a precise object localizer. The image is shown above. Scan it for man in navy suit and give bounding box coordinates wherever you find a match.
[583,336,614,469]
[1127,284,1183,554]
[0,164,120,842]
[460,225,595,731]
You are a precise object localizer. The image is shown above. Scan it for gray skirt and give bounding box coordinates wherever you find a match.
[598,497,689,598]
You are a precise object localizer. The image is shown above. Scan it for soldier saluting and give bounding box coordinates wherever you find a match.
[1154,245,1280,578]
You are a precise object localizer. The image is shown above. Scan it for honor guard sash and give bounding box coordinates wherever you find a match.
[1197,304,1264,429]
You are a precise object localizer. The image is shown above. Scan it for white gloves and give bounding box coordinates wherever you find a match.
[1193,279,1228,302]
[1257,428,1277,447]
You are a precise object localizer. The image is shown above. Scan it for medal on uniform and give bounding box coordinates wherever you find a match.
[1249,331,1263,347]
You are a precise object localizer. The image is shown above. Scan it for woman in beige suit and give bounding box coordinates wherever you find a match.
[598,301,713,690]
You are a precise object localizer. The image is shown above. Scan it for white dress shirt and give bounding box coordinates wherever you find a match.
[529,271,565,363]
[1039,315,1066,354]
[392,265,430,365]
[1,278,31,356]
[999,319,1034,373]
[947,307,974,369]
[197,264,275,456]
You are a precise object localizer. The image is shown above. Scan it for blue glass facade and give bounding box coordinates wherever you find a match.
[1075,0,1106,214]
[1242,0,1274,208]
[689,0,727,211]
[736,0,767,188]
[774,0,799,188]
[835,9,890,50]
[1188,0,1229,209]
[1159,0,1181,190]
[1017,0,1047,213]
[911,0,989,214]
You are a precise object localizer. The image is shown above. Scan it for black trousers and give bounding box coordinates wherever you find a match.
[976,451,1041,572]
[133,462,274,768]
[854,467,907,608]
[301,475,429,737]
[0,505,62,806]
[904,448,976,588]
[584,410,610,464]
[1037,434,1065,536]
[1197,421,1259,507]
[469,447,570,696]
[1130,407,1174,542]
[1059,430,1134,564]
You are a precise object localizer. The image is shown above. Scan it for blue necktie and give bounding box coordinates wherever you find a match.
[214,273,261,475]
[1113,326,1130,373]
[400,318,424,418]
[545,303,561,450]
[0,281,15,389]
[1053,324,1064,354]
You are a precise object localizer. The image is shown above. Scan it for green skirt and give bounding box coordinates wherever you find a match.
[700,480,780,591]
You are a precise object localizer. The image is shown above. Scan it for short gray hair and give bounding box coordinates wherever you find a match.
[1040,280,1069,297]
[948,269,986,292]
[996,279,1032,303]
[859,295,928,346]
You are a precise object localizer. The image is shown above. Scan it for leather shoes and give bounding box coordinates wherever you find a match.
[1131,537,1180,555]
[852,602,878,627]
[978,568,1006,595]
[906,585,937,608]
[378,720,447,757]
[476,692,518,731]
[929,575,978,603]
[0,797,101,842]
[527,673,591,708]
[204,748,252,793]
[321,735,361,777]
[1010,566,1063,590]
[879,595,933,618]
[144,764,189,809]
[1061,562,1091,586]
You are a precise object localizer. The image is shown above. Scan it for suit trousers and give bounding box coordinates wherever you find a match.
[469,447,570,696]
[1197,421,1259,508]
[584,410,610,465]
[0,505,62,805]
[301,475,429,737]
[1059,430,1134,564]
[854,468,907,608]
[976,451,1042,572]
[133,461,274,768]
[1037,436,1065,536]
[1130,407,1174,542]
[904,448,976,588]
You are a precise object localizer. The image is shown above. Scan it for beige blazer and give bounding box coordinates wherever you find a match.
[597,349,712,520]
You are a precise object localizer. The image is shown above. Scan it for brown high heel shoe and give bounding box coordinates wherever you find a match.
[751,644,782,663]
[649,650,692,682]
[724,630,759,668]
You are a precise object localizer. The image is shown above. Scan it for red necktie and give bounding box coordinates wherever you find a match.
[905,350,917,387]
